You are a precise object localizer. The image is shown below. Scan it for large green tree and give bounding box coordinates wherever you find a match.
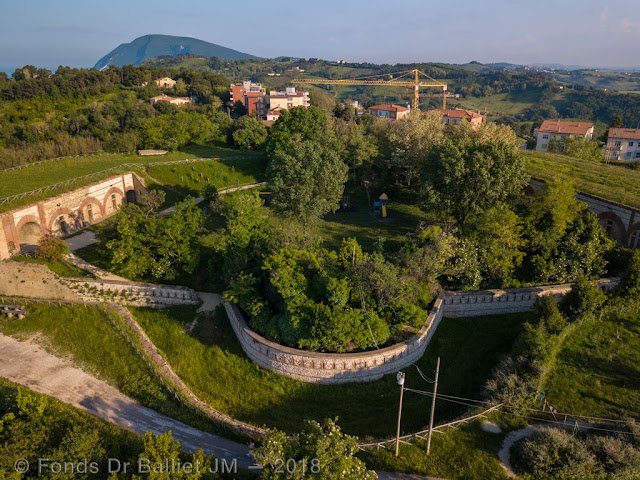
[254,418,377,480]
[268,141,348,228]
[266,107,326,158]
[421,138,528,227]
[232,115,268,150]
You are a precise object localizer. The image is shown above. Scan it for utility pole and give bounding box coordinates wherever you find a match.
[395,371,406,457]
[426,357,441,455]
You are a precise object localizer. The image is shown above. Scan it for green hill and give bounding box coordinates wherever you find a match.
[94,34,257,70]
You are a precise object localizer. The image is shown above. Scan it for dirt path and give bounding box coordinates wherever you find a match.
[0,333,255,468]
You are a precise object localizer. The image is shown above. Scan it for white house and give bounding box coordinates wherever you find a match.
[604,128,640,162]
[534,120,594,151]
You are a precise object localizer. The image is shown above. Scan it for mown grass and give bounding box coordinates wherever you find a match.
[11,255,92,278]
[0,302,233,437]
[0,142,264,212]
[542,301,640,420]
[524,150,640,209]
[129,304,531,439]
[361,420,509,480]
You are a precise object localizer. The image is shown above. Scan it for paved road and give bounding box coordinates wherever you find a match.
[0,333,255,469]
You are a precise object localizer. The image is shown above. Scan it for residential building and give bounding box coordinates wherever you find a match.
[534,120,594,151]
[154,77,176,88]
[604,128,640,162]
[367,104,410,120]
[432,108,484,129]
[265,87,310,114]
[230,81,266,115]
[150,95,192,106]
[266,108,282,121]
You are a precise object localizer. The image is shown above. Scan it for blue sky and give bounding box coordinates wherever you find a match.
[1,0,640,71]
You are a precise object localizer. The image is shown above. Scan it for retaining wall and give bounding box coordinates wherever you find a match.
[64,278,200,307]
[226,278,618,384]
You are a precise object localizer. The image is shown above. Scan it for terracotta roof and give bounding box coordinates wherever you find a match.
[608,128,640,140]
[535,120,594,135]
[368,104,409,112]
[151,95,191,102]
[432,108,483,120]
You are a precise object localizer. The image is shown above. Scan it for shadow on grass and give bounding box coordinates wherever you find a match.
[132,305,533,440]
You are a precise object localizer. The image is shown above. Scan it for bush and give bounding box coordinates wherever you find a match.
[34,236,69,262]
[513,428,599,478]
[534,294,567,333]
[617,250,640,297]
[560,276,606,320]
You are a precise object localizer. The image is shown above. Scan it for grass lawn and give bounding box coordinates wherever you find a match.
[449,90,543,116]
[524,150,640,209]
[0,142,265,213]
[361,421,509,480]
[0,302,232,437]
[129,304,532,439]
[542,302,640,420]
[11,254,92,278]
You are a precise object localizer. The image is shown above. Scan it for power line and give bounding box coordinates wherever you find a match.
[414,364,435,383]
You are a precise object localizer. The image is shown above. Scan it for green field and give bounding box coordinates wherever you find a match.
[0,302,230,437]
[0,143,266,213]
[129,304,531,439]
[448,90,543,116]
[542,300,640,421]
[524,150,640,209]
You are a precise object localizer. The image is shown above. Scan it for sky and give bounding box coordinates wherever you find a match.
[1,0,640,72]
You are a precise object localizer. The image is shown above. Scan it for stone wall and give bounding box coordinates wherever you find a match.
[226,279,618,384]
[64,278,200,307]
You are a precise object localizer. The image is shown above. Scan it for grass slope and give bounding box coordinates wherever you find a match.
[129,304,531,439]
[542,301,640,420]
[0,143,265,212]
[524,150,640,209]
[0,302,230,436]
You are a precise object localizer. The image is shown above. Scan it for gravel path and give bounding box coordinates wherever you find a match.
[0,333,255,469]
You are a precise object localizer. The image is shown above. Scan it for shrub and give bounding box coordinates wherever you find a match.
[34,236,69,262]
[534,294,567,333]
[560,276,606,320]
[617,250,640,297]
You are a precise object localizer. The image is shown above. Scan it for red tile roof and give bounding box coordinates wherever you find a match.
[608,128,640,140]
[369,104,409,112]
[535,120,594,135]
[432,108,483,120]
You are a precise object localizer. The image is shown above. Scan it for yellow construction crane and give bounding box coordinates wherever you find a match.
[292,69,448,111]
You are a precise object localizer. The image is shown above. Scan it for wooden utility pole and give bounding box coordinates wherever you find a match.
[426,357,441,455]
[395,371,406,457]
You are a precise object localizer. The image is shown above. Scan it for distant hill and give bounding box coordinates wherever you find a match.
[94,34,257,70]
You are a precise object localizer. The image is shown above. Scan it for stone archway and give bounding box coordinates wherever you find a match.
[597,211,626,245]
[18,222,43,252]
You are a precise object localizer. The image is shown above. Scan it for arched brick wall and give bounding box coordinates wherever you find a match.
[78,196,106,221]
[46,207,75,231]
[15,215,43,239]
[103,187,126,213]
[597,211,627,245]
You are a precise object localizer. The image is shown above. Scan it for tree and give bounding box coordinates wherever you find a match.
[548,136,603,161]
[560,275,606,320]
[232,115,268,150]
[34,236,69,262]
[386,111,444,185]
[133,431,211,480]
[471,203,524,283]
[142,111,217,150]
[254,418,377,480]
[266,107,326,158]
[422,138,527,227]
[268,141,348,229]
[617,250,640,297]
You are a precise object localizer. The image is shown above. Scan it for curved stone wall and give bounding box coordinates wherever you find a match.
[225,278,618,384]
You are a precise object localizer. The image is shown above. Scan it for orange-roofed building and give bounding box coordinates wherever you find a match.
[368,104,410,120]
[432,108,484,129]
[534,120,594,151]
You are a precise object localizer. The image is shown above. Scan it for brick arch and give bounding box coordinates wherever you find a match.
[47,207,75,231]
[78,196,106,218]
[103,186,126,209]
[15,214,44,238]
[626,222,640,248]
[597,211,627,245]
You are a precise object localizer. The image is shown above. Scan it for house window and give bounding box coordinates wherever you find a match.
[630,141,635,147]
[630,231,640,249]
[615,141,622,147]
[542,134,549,140]
[111,194,117,210]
